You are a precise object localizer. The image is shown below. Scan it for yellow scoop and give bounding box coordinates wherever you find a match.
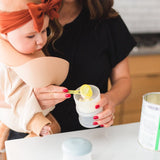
[69,84,93,99]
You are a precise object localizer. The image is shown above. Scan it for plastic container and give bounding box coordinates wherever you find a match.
[76,107,102,128]
[73,85,102,128]
[62,137,92,160]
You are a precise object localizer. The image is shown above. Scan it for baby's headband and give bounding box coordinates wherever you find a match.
[0,0,62,34]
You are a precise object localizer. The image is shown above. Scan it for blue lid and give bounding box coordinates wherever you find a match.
[62,137,92,156]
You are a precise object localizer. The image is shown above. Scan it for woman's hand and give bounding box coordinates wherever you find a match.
[34,85,71,110]
[93,57,131,127]
[93,93,115,127]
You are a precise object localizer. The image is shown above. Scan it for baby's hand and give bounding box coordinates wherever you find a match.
[40,124,51,136]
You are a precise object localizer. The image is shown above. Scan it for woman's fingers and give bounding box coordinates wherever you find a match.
[94,113,115,127]
[102,119,114,128]
[34,92,69,101]
[93,93,115,127]
[34,85,68,93]
[97,108,113,119]
[40,98,66,109]
[96,113,113,124]
[35,92,70,109]
[34,85,71,109]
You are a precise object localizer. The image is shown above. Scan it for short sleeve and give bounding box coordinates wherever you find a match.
[106,16,137,68]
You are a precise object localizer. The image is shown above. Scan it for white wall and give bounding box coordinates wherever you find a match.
[114,0,160,33]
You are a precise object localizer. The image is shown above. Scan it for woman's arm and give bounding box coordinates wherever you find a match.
[95,57,131,127]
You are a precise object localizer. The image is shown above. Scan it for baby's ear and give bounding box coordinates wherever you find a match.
[0,33,7,40]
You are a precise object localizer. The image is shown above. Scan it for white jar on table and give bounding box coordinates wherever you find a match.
[62,137,92,160]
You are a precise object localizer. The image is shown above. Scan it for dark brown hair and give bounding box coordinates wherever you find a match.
[83,0,118,19]
[44,0,118,54]
[44,19,63,55]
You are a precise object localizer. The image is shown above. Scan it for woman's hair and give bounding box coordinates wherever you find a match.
[44,18,63,55]
[46,0,118,54]
[44,4,63,55]
[83,0,118,19]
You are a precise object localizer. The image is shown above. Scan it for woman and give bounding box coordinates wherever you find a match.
[0,0,136,138]
[35,0,136,131]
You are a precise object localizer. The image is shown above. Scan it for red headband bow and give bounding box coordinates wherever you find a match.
[0,0,62,33]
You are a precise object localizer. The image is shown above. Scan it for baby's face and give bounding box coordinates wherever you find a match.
[5,15,49,54]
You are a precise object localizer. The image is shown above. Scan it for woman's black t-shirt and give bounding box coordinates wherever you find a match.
[49,9,136,132]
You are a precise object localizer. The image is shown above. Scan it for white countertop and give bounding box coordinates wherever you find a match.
[5,122,160,160]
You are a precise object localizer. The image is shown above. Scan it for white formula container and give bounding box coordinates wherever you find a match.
[138,92,160,151]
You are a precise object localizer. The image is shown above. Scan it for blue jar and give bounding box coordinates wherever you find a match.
[62,137,92,160]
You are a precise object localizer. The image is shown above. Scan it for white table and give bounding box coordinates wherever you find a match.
[5,123,160,160]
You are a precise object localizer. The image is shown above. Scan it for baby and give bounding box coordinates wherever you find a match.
[0,0,68,154]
